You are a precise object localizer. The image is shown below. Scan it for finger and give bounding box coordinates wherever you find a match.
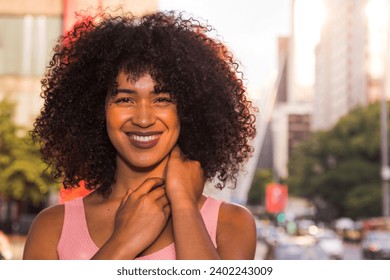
[157,195,170,208]
[163,145,180,179]
[163,204,171,219]
[148,185,166,200]
[132,177,165,197]
[163,154,170,180]
[119,187,135,209]
[165,145,183,181]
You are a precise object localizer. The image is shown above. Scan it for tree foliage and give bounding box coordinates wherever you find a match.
[247,168,273,205]
[0,99,55,205]
[287,102,384,220]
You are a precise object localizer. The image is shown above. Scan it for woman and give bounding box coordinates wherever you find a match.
[23,10,257,260]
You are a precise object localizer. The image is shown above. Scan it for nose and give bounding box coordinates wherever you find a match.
[131,102,156,128]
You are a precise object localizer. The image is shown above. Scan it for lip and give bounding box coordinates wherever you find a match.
[126,131,162,149]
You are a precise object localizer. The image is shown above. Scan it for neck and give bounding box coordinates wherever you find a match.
[110,156,168,198]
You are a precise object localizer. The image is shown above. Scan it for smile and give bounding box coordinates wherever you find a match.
[129,134,159,142]
[126,132,162,149]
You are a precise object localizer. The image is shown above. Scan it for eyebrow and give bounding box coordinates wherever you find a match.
[115,89,136,94]
[114,88,169,95]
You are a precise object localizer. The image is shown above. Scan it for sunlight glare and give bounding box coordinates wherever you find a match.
[366,0,388,28]
[366,0,388,78]
[294,0,326,86]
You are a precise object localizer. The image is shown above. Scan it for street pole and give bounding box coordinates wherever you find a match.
[381,91,390,225]
[381,0,390,229]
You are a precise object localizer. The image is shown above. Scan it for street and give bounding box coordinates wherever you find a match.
[342,242,363,260]
[256,240,364,260]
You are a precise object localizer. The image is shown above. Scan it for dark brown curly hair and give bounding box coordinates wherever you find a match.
[32,10,257,197]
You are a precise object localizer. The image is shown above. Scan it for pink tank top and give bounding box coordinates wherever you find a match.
[57,196,222,260]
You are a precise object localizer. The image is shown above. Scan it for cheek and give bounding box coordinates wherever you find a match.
[105,108,127,145]
[167,112,181,137]
[105,107,127,128]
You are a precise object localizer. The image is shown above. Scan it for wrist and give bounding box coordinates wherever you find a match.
[96,234,140,260]
[170,195,206,213]
[167,190,193,202]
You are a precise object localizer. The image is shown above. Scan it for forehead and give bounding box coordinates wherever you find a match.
[116,72,156,88]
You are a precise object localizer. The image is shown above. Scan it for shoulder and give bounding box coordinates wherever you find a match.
[39,203,65,218]
[216,201,257,259]
[23,204,65,259]
[32,204,65,231]
[218,201,256,234]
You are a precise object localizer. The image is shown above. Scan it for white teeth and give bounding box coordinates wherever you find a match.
[130,134,158,142]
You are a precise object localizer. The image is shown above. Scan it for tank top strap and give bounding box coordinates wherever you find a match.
[200,196,223,248]
[57,197,98,259]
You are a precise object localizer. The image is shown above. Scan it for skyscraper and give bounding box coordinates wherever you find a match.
[313,0,368,131]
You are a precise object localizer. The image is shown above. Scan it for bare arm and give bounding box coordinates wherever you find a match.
[166,146,256,259]
[170,198,256,260]
[23,205,64,260]
[171,199,221,259]
[216,202,257,259]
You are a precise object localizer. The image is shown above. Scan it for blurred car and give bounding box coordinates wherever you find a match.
[334,217,362,242]
[315,229,343,259]
[362,230,390,260]
[343,227,362,242]
[297,219,317,236]
[263,225,289,246]
[266,235,329,260]
[272,239,329,260]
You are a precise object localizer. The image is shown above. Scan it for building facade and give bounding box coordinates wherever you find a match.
[313,0,368,131]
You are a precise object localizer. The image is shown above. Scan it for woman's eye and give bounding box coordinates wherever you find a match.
[114,97,133,104]
[154,94,175,105]
[155,97,172,103]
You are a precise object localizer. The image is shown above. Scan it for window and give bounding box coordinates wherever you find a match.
[0,15,61,76]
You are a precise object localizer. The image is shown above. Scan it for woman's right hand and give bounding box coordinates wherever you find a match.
[93,177,171,259]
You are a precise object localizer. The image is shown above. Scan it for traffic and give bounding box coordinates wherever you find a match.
[255,217,390,260]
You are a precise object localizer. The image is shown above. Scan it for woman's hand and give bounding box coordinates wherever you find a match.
[94,177,171,259]
[164,146,220,259]
[165,146,206,208]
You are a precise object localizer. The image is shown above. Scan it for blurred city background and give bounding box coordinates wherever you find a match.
[1,0,390,260]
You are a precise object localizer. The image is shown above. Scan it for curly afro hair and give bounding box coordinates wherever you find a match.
[32,10,257,197]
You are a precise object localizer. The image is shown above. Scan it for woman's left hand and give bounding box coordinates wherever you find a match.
[165,145,205,207]
[164,145,257,260]
[164,145,221,259]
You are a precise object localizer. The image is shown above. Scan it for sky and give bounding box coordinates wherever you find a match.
[366,0,388,78]
[159,0,291,94]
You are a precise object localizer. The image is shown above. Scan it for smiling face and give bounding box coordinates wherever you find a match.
[105,72,180,172]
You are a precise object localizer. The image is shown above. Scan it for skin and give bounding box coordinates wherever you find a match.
[23,73,257,260]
